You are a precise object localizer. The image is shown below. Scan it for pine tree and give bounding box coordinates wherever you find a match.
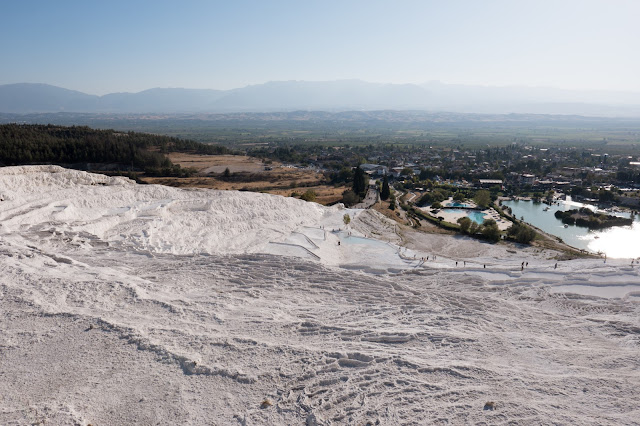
[380,175,390,201]
[352,166,367,198]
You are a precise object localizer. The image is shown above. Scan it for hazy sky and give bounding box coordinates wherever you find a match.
[2,0,639,94]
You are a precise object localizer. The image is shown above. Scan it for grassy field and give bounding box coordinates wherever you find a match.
[141,153,348,205]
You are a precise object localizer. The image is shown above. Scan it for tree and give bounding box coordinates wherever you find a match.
[482,218,497,227]
[457,216,472,233]
[400,167,414,176]
[417,188,448,207]
[474,190,491,208]
[431,201,442,210]
[453,192,465,202]
[545,190,555,204]
[341,190,359,207]
[332,167,353,184]
[300,189,317,202]
[598,189,616,203]
[571,186,586,197]
[223,167,231,179]
[480,219,501,242]
[343,214,351,226]
[532,192,543,203]
[352,166,368,198]
[380,175,390,201]
[507,222,537,244]
[469,222,479,235]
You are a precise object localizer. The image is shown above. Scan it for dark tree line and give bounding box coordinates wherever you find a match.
[0,124,230,175]
[617,169,640,185]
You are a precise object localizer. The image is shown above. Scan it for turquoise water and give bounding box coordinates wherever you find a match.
[341,234,389,247]
[467,211,488,224]
[447,202,473,208]
[442,209,487,224]
[503,199,640,258]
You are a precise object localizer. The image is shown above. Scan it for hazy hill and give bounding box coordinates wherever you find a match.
[2,80,640,116]
[99,88,225,113]
[421,81,640,116]
[0,83,99,113]
[212,80,431,111]
[0,81,432,114]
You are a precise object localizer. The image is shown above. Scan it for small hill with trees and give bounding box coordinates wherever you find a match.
[0,123,230,177]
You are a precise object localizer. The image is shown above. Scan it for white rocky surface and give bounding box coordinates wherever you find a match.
[1,166,639,425]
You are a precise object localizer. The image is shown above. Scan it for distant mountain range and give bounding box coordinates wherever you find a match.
[2,81,640,116]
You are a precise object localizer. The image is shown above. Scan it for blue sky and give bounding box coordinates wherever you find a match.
[2,0,639,94]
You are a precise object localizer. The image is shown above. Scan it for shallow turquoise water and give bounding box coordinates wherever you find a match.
[467,211,488,224]
[341,234,389,247]
[447,202,473,208]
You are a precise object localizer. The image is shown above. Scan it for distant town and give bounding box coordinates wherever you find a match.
[254,142,640,209]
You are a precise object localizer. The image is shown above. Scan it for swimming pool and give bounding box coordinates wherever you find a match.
[446,202,473,208]
[467,211,488,224]
[442,209,487,224]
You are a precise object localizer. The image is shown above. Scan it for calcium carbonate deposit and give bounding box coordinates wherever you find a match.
[1,166,639,425]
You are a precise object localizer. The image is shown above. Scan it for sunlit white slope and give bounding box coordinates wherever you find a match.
[0,165,335,255]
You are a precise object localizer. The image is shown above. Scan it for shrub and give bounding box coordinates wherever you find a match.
[507,222,537,244]
[341,190,359,207]
[457,216,472,233]
[480,219,501,242]
[417,188,449,207]
[469,222,479,235]
[300,189,317,202]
